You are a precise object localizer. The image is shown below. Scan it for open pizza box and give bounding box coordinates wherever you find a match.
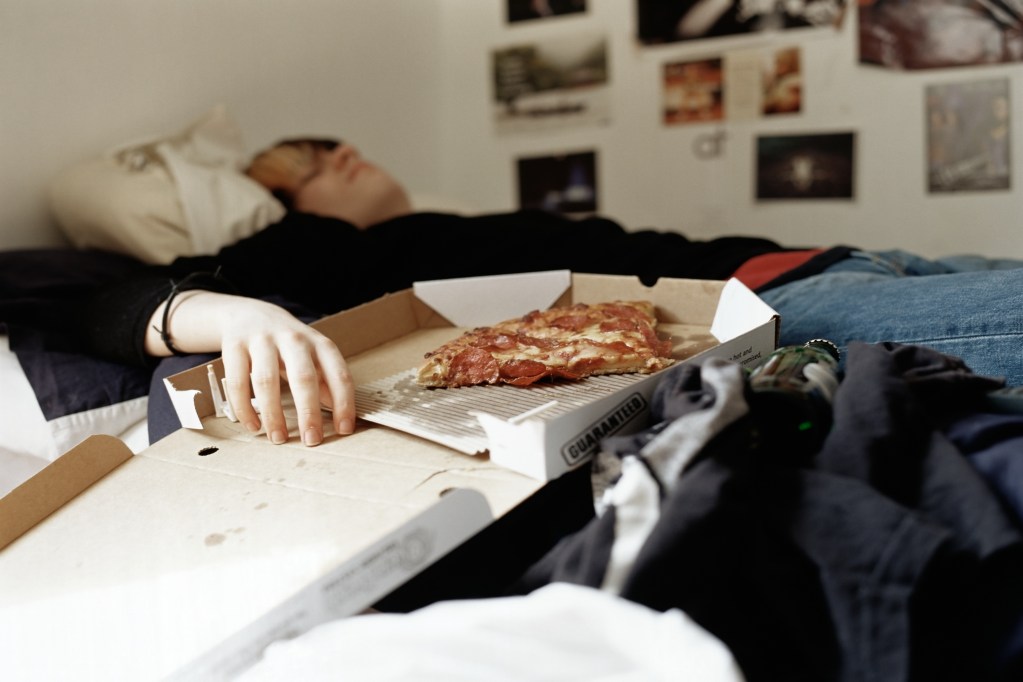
[166,270,780,482]
[0,270,778,681]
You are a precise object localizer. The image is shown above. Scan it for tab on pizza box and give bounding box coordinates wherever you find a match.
[413,270,571,328]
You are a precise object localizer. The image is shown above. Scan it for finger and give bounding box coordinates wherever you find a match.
[222,342,259,433]
[277,339,326,447]
[313,337,356,435]
[248,338,287,444]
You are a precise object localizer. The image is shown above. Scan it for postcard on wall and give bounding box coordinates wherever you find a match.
[663,57,724,124]
[926,78,1011,193]
[859,0,1023,69]
[492,32,610,135]
[507,0,587,23]
[755,132,855,200]
[666,46,802,125]
[516,150,599,214]
[722,48,762,122]
[762,46,802,116]
[636,0,846,45]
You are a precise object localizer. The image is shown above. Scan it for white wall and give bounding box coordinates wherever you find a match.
[2,0,1019,259]
[437,0,1022,259]
[0,0,444,250]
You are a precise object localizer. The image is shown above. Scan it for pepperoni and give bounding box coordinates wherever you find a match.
[468,333,517,351]
[500,359,548,379]
[517,335,560,351]
[448,348,499,386]
[499,360,584,385]
[550,314,592,332]
[501,360,550,386]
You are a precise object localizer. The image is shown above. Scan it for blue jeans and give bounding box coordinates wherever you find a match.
[758,250,1023,386]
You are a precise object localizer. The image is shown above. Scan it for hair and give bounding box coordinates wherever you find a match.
[245,137,340,208]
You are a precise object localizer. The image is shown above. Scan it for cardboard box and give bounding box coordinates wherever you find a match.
[0,271,777,681]
[0,430,544,681]
[167,270,779,481]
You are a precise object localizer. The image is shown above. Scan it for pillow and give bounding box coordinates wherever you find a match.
[49,105,285,264]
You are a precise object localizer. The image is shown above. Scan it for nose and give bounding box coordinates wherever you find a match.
[328,143,359,168]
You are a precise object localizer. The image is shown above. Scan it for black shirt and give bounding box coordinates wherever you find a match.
[79,209,792,366]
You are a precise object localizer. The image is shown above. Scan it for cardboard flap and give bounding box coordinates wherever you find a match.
[0,434,132,551]
[711,278,779,342]
[165,380,204,429]
[413,270,571,327]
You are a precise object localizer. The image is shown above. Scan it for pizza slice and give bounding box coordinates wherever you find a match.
[416,300,676,388]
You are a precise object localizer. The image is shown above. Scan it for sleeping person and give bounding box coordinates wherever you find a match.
[78,137,1023,448]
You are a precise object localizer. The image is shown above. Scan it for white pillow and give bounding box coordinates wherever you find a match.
[49,105,285,264]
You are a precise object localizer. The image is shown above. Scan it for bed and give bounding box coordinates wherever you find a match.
[0,106,478,496]
[3,111,1023,682]
[0,248,154,496]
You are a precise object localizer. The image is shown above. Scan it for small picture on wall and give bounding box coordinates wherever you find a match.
[492,33,610,134]
[755,132,855,200]
[762,46,802,116]
[663,57,724,124]
[516,150,598,214]
[859,0,1023,69]
[664,46,803,125]
[507,0,587,23]
[637,0,847,45]
[926,78,1011,193]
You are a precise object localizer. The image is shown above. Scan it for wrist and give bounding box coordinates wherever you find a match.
[145,290,228,357]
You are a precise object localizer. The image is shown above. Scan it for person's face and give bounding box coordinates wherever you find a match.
[293,144,412,228]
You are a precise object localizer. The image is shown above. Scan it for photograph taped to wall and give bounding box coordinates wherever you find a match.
[636,0,847,45]
[663,57,724,124]
[516,150,598,214]
[665,46,802,126]
[507,0,587,23]
[926,78,1011,193]
[492,32,610,135]
[755,132,855,200]
[859,0,1023,69]
[762,46,802,116]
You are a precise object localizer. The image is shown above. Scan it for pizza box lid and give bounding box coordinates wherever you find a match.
[0,426,543,681]
[163,270,779,481]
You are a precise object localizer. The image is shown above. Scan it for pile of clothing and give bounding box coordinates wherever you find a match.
[517,342,1023,682]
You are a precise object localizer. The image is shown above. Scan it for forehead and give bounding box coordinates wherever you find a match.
[270,143,335,193]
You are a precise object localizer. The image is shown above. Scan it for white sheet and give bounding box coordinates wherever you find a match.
[239,583,746,682]
[0,335,148,497]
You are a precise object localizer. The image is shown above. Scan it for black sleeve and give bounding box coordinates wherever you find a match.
[76,269,236,367]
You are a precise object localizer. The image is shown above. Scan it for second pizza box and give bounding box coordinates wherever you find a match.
[0,425,544,681]
[165,270,779,481]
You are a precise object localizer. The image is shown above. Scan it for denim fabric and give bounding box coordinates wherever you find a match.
[758,250,1023,386]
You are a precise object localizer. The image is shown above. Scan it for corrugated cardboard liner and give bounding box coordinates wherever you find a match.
[166,270,779,481]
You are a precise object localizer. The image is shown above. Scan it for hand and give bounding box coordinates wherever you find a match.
[147,291,355,445]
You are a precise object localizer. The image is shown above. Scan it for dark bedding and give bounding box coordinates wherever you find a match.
[0,248,152,420]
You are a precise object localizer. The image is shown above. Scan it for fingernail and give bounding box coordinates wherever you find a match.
[244,419,261,433]
[337,418,355,435]
[303,428,322,446]
[270,429,287,444]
